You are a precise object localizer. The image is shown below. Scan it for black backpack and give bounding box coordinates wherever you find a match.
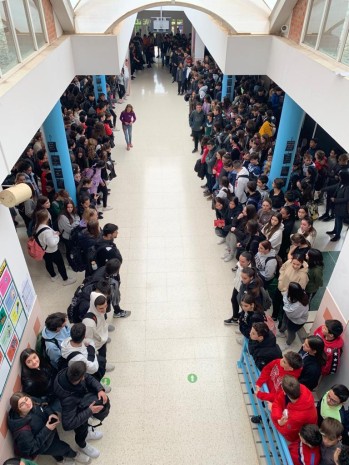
[35,331,60,362]
[57,350,82,372]
[68,226,87,272]
[67,277,99,323]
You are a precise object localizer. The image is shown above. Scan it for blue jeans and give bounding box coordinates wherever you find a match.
[122,124,132,145]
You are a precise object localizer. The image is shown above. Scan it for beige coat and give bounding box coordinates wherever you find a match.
[278,259,309,292]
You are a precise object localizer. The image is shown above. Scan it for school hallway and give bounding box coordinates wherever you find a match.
[27,61,258,465]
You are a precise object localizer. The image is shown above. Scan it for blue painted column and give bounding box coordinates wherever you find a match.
[221,75,236,102]
[42,101,76,204]
[93,75,107,101]
[268,94,305,190]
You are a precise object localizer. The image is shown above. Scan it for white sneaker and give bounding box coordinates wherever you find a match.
[223,254,234,262]
[217,237,226,245]
[74,451,91,464]
[103,384,112,393]
[56,459,75,465]
[87,427,104,441]
[50,275,59,282]
[63,277,77,286]
[221,251,231,259]
[105,362,115,372]
[80,443,100,459]
[108,324,115,332]
[103,206,113,211]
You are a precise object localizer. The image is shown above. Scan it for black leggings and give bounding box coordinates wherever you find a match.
[43,250,68,280]
[44,432,76,461]
[231,288,239,319]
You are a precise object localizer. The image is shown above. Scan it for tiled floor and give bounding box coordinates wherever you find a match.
[26,61,346,464]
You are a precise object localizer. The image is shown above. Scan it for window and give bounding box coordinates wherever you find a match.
[10,0,36,59]
[0,0,47,76]
[341,32,349,64]
[0,1,19,74]
[303,0,326,48]
[319,0,349,58]
[302,0,349,65]
[29,0,45,49]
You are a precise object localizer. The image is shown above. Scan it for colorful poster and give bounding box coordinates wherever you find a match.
[0,349,10,394]
[0,319,14,352]
[0,306,6,334]
[4,284,17,314]
[0,260,30,397]
[21,277,36,316]
[6,333,19,363]
[10,297,23,326]
[0,263,11,299]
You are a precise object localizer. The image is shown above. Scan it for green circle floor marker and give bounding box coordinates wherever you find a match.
[101,377,110,386]
[187,373,198,383]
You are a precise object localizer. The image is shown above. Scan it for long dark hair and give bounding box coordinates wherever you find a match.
[287,282,309,306]
[263,212,282,238]
[59,199,77,225]
[241,267,263,298]
[305,335,327,367]
[20,348,51,381]
[307,249,324,268]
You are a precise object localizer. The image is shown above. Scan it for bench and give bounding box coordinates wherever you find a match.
[237,339,294,465]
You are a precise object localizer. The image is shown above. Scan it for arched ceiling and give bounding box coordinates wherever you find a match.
[70,0,275,34]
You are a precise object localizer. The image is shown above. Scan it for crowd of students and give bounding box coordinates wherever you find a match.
[165,44,349,465]
[2,32,349,465]
[1,71,140,464]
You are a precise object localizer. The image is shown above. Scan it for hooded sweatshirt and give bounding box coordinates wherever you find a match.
[234,167,249,203]
[248,331,282,370]
[8,405,56,458]
[255,249,278,282]
[314,326,344,375]
[278,259,309,293]
[271,384,318,442]
[41,325,71,370]
[282,293,309,325]
[256,358,303,402]
[83,291,108,350]
[60,338,99,374]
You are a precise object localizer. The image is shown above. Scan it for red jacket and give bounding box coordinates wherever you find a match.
[256,359,302,402]
[201,146,209,164]
[314,326,343,375]
[289,440,321,465]
[271,384,318,442]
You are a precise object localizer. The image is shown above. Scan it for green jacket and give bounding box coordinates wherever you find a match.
[305,265,323,293]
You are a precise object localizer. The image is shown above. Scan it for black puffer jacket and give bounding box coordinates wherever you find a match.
[238,310,265,339]
[21,364,56,400]
[248,331,282,370]
[8,405,56,458]
[53,368,104,431]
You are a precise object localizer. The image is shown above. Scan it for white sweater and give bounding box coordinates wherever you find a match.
[35,224,59,253]
[83,291,109,350]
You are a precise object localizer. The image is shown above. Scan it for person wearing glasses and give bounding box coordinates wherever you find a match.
[317,385,349,446]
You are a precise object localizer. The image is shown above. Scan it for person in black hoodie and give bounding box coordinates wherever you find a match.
[214,197,231,240]
[248,322,282,370]
[298,335,326,391]
[54,361,109,459]
[7,392,87,463]
[246,181,262,210]
[279,206,296,261]
[95,223,122,268]
[236,293,265,344]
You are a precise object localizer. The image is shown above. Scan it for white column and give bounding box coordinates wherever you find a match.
[192,28,205,62]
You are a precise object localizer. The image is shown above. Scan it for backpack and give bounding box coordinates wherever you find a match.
[265,255,283,278]
[27,227,49,260]
[67,277,99,323]
[57,350,83,372]
[306,200,319,221]
[13,424,36,459]
[35,330,60,361]
[68,226,87,272]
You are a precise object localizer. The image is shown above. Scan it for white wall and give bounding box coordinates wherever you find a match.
[70,35,120,74]
[112,14,138,71]
[184,8,228,72]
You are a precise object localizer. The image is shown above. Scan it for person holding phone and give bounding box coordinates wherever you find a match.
[8,392,90,463]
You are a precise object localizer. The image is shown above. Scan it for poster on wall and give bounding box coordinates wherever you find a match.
[21,276,36,316]
[0,260,28,397]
